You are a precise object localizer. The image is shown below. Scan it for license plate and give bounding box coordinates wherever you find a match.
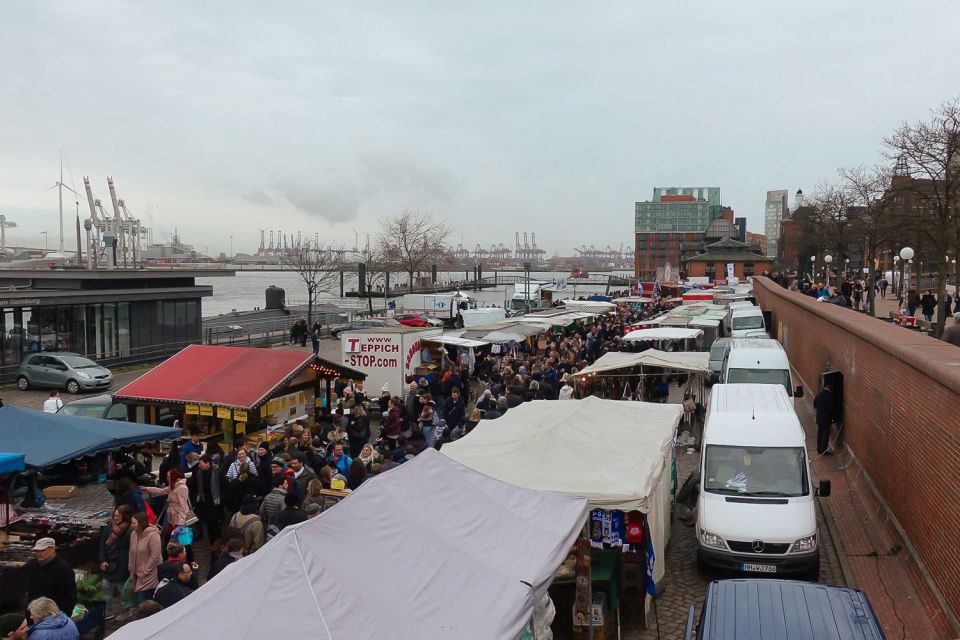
[741,563,776,573]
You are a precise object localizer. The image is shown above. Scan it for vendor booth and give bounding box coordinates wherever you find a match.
[572,349,710,407]
[0,407,180,610]
[442,397,683,638]
[109,449,588,640]
[114,344,365,450]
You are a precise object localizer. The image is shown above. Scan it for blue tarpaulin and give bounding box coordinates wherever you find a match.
[0,405,181,470]
[0,453,25,475]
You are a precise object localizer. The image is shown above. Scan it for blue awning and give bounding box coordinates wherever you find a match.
[0,452,25,475]
[0,405,181,470]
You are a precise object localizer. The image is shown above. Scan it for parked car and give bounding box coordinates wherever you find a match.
[330,318,401,338]
[708,337,730,385]
[684,579,886,639]
[393,313,442,328]
[57,394,129,420]
[17,353,113,394]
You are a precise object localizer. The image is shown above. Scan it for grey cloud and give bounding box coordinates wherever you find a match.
[272,180,362,224]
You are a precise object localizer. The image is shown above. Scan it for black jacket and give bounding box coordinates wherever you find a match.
[98,524,131,584]
[25,556,77,615]
[154,579,193,608]
[444,397,466,428]
[813,389,833,426]
[208,554,239,580]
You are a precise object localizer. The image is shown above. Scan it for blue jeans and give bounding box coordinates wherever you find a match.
[422,425,434,447]
[924,313,933,322]
[136,589,154,604]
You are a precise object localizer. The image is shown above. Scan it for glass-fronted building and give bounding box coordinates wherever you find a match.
[0,270,227,383]
[634,187,723,279]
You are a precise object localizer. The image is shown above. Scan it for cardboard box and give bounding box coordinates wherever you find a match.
[43,485,78,499]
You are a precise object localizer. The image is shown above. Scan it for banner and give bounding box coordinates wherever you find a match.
[198,405,213,417]
[216,407,232,420]
[184,404,199,415]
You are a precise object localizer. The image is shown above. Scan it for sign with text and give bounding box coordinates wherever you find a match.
[343,333,402,369]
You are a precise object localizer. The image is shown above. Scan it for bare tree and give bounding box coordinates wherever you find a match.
[809,183,858,288]
[884,98,960,337]
[839,165,896,315]
[281,241,346,326]
[377,209,452,292]
[359,249,389,314]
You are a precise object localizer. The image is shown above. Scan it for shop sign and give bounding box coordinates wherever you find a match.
[234,410,248,422]
[259,405,267,417]
[185,404,199,415]
[198,405,213,416]
[216,407,232,419]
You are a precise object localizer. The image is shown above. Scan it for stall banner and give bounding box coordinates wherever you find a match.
[185,404,199,415]
[268,399,279,415]
[572,537,592,626]
[234,410,248,422]
[198,405,213,417]
[343,333,403,370]
[217,407,232,419]
[259,405,267,418]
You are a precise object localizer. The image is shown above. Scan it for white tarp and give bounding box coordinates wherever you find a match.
[561,300,616,313]
[441,397,680,590]
[425,335,489,348]
[623,327,703,341]
[111,449,587,640]
[573,349,710,376]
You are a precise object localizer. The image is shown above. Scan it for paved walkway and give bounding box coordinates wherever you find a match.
[793,368,957,640]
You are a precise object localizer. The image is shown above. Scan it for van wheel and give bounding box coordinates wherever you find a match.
[16,376,30,391]
[66,379,80,394]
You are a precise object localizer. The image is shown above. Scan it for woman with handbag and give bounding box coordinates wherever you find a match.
[97,506,132,600]
[141,468,193,561]
[127,512,162,605]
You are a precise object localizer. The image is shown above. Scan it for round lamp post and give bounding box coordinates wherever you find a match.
[893,255,901,297]
[824,254,833,287]
[900,247,914,298]
[810,254,816,278]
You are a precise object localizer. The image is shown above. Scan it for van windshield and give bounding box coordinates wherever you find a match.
[709,342,728,360]
[726,368,791,395]
[731,315,764,330]
[703,445,808,497]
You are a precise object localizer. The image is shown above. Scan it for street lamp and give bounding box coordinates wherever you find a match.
[810,255,816,278]
[900,247,914,297]
[824,254,833,286]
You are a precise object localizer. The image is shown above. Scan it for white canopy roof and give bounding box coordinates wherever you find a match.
[424,334,489,348]
[623,327,703,341]
[111,449,587,640]
[442,396,681,513]
[562,300,616,313]
[573,349,711,376]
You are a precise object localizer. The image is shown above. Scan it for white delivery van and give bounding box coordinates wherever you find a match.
[341,326,441,395]
[728,306,766,337]
[460,307,506,328]
[402,292,476,327]
[721,338,803,398]
[696,384,830,578]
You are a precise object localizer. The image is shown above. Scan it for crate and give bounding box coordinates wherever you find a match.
[42,485,78,499]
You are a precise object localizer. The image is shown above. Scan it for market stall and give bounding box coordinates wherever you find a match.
[0,408,180,610]
[114,344,365,451]
[441,397,682,638]
[109,449,588,640]
[572,349,710,405]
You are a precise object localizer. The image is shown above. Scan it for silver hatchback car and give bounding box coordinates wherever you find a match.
[17,352,113,394]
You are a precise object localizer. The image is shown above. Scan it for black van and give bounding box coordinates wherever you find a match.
[685,579,886,639]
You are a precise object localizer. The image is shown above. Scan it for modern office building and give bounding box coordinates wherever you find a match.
[0,269,230,383]
[764,189,789,259]
[634,187,722,279]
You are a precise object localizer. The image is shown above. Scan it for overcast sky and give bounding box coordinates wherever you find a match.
[2,1,959,256]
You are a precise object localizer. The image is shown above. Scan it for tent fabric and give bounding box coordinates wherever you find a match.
[573,350,710,376]
[424,335,489,348]
[0,453,25,475]
[0,406,181,469]
[623,327,703,341]
[561,300,616,313]
[441,396,681,513]
[115,344,365,409]
[110,448,587,640]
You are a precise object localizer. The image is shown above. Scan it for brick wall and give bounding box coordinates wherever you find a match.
[754,276,960,622]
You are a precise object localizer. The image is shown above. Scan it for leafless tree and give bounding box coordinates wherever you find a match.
[281,241,346,326]
[884,98,960,336]
[377,209,452,292]
[839,165,896,315]
[809,183,858,288]
[360,248,389,314]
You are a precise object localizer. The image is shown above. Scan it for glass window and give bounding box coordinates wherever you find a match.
[175,301,188,344]
[21,308,39,356]
[72,306,87,355]
[1,309,17,365]
[86,305,103,358]
[163,301,176,349]
[103,303,117,357]
[118,302,130,356]
[29,307,57,352]
[185,300,198,343]
[703,445,808,497]
[56,307,74,352]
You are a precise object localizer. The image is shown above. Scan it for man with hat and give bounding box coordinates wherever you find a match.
[24,538,77,618]
[0,613,27,640]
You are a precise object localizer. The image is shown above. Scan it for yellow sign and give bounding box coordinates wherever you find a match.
[198,405,213,417]
[268,399,278,415]
[234,410,248,422]
[298,392,305,405]
[185,404,199,415]
[280,397,288,410]
[217,407,232,419]
[236,421,246,435]
[260,405,267,418]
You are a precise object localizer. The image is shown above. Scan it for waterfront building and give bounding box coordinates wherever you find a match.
[682,218,773,281]
[634,187,722,280]
[0,269,230,382]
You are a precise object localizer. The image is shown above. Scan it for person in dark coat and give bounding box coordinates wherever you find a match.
[920,290,937,323]
[97,507,132,597]
[813,385,834,455]
[270,493,308,532]
[207,538,243,580]
[346,406,371,458]
[444,387,466,430]
[186,454,223,545]
[24,539,77,617]
[253,442,273,497]
[153,563,195,608]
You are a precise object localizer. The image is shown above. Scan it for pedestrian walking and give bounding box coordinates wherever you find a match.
[42,391,63,414]
[920,290,937,323]
[310,328,319,355]
[879,277,888,299]
[813,385,834,455]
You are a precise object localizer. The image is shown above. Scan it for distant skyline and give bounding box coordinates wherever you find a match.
[2,1,960,255]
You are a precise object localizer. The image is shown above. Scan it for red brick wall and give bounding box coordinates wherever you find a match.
[754,276,960,620]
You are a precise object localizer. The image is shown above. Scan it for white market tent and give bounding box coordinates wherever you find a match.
[572,349,710,377]
[561,300,616,313]
[424,334,490,348]
[110,449,587,640]
[623,327,703,342]
[441,396,682,589]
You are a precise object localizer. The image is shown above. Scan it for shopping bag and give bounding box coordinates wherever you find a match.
[173,525,194,546]
[120,578,137,610]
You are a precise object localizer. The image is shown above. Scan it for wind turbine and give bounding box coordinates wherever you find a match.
[41,153,81,254]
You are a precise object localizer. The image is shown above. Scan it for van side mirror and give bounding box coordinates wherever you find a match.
[816,479,831,497]
[794,386,804,398]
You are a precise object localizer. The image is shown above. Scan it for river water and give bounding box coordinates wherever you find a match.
[198,269,633,317]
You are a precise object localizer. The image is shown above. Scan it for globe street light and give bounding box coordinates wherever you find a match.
[824,254,833,287]
[899,247,914,299]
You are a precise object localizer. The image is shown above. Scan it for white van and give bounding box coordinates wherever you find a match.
[728,306,766,337]
[696,384,830,578]
[721,338,803,398]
